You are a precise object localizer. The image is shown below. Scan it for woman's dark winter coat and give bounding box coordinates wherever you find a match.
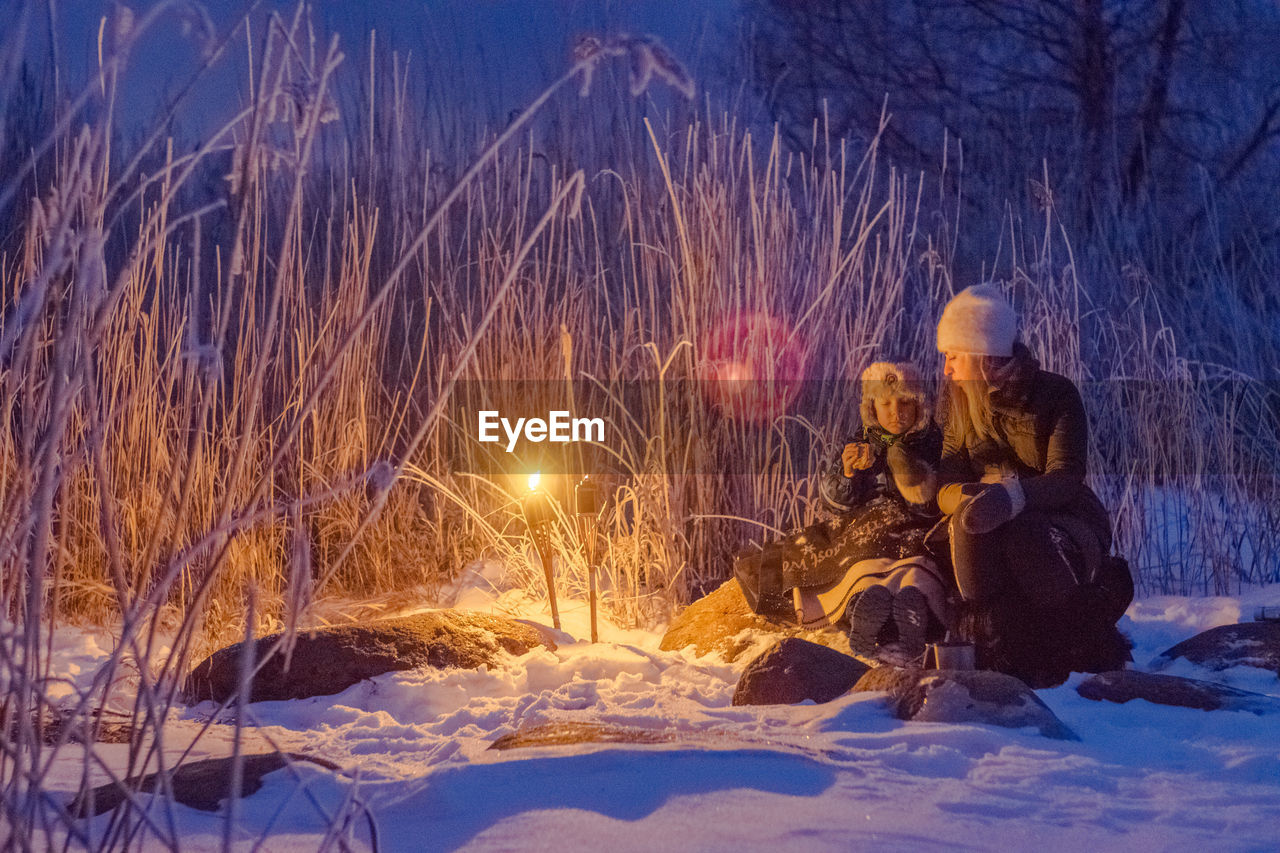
[937,344,1111,585]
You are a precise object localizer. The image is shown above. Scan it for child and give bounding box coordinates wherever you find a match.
[814,362,950,663]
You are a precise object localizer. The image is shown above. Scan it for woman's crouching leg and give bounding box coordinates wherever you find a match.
[948,514,1006,602]
[997,514,1080,607]
[947,516,1013,665]
[991,514,1130,684]
[949,514,1085,686]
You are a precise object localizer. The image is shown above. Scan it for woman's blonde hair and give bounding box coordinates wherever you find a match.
[942,352,1014,442]
[946,378,995,443]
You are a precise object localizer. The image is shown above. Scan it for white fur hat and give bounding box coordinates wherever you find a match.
[936,284,1017,357]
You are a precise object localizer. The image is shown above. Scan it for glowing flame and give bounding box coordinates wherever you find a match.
[528,471,541,491]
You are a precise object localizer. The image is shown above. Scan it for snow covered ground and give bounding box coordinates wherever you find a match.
[38,564,1280,851]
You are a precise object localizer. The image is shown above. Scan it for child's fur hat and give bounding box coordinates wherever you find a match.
[859,361,930,432]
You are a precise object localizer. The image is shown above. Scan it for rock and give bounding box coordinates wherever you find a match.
[184,610,555,703]
[1077,669,1280,714]
[1154,622,1280,675]
[732,638,868,706]
[659,579,852,662]
[37,709,133,745]
[72,752,340,817]
[851,664,926,697]
[490,722,678,750]
[9,709,133,747]
[853,666,1078,740]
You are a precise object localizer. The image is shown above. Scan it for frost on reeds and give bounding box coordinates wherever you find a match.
[574,34,696,99]
[0,7,713,845]
[0,1,1277,847]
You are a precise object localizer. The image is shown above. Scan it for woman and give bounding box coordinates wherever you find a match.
[934,284,1132,687]
[809,362,951,663]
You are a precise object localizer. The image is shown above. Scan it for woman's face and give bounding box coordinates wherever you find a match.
[874,395,918,435]
[943,351,983,383]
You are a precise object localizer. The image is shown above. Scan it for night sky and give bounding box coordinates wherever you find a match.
[45,0,735,137]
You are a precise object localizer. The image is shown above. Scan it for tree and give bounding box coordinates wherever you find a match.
[746,0,1280,238]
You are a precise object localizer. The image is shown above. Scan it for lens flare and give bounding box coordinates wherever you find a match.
[702,310,808,421]
[528,471,541,491]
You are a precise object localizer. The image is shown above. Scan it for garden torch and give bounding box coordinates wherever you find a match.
[522,472,560,630]
[575,475,602,643]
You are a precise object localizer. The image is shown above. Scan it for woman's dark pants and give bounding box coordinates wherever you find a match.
[949,512,1080,607]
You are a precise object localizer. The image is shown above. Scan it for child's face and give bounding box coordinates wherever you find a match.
[874,395,918,435]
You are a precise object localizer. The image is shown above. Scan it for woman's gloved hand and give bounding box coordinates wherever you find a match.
[957,479,1026,534]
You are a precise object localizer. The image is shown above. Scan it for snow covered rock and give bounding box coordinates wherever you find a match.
[36,709,133,745]
[1153,622,1280,676]
[852,666,1078,740]
[490,722,678,750]
[1077,669,1280,714]
[183,611,556,703]
[659,579,852,662]
[732,638,869,706]
[850,664,924,697]
[72,752,340,817]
